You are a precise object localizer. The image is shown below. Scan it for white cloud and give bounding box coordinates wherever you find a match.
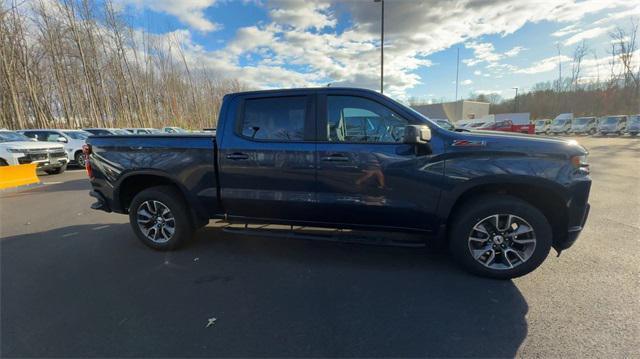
[564,26,612,46]
[268,0,336,30]
[504,46,526,57]
[117,0,221,32]
[463,43,525,68]
[118,0,639,98]
[475,89,503,95]
[461,79,473,85]
[464,42,501,67]
[473,70,482,76]
[552,24,581,37]
[515,55,572,74]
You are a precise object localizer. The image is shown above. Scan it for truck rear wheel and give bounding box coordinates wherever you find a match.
[129,186,195,250]
[449,195,552,279]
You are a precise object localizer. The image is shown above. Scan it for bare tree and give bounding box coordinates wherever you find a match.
[570,41,588,91]
[610,20,639,96]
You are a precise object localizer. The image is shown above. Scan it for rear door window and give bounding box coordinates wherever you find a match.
[241,96,307,141]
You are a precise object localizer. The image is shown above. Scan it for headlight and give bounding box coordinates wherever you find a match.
[571,154,589,174]
[7,148,26,153]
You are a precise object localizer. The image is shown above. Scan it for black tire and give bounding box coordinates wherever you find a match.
[0,158,8,166]
[128,185,195,250]
[74,151,85,167]
[45,163,67,175]
[448,195,552,279]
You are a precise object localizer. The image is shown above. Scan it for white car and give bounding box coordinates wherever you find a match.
[125,128,162,134]
[549,113,573,135]
[83,128,131,136]
[0,130,69,174]
[534,119,551,134]
[18,129,90,167]
[161,127,188,133]
[571,117,598,135]
[598,115,628,135]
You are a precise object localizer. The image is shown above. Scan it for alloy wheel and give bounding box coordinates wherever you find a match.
[467,214,537,270]
[136,200,176,243]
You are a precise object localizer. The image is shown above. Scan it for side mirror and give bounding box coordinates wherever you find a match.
[57,137,68,143]
[403,125,432,144]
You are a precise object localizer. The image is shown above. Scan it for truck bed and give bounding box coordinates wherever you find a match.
[87,133,218,218]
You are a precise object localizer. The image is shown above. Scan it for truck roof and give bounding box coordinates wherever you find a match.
[226,87,383,98]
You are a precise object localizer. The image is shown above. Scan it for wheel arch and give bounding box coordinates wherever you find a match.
[441,176,569,248]
[115,171,207,226]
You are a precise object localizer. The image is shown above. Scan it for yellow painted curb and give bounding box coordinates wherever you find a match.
[0,163,40,189]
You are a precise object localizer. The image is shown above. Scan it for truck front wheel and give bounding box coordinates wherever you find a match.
[449,195,552,279]
[129,186,195,250]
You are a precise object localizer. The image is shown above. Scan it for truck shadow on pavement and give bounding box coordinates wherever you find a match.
[2,223,528,357]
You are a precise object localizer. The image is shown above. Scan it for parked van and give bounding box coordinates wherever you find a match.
[598,115,627,135]
[626,115,640,136]
[571,117,598,135]
[534,119,551,134]
[550,113,573,135]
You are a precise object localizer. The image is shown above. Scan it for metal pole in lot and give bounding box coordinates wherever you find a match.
[374,0,384,94]
[513,87,519,112]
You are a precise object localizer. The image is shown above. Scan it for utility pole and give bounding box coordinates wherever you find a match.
[455,46,460,101]
[374,0,384,93]
[513,87,519,112]
[556,42,562,92]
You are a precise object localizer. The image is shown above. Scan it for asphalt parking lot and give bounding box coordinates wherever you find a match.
[1,136,638,357]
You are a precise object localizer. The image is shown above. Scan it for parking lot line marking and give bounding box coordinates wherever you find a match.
[42,182,63,185]
[61,232,78,238]
[92,225,110,230]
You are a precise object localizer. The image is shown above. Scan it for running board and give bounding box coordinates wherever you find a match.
[222,225,426,248]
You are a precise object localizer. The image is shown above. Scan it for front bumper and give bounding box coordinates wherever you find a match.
[554,178,592,251]
[556,203,590,250]
[89,190,111,212]
[11,152,69,168]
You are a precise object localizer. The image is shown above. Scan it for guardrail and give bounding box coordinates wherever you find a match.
[0,163,39,190]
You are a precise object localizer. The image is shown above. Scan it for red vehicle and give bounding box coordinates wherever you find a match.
[477,119,534,134]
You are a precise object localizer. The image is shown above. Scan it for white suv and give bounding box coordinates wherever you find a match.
[18,129,90,167]
[0,130,69,174]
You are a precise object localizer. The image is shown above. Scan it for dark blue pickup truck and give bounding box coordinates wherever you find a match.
[85,88,591,279]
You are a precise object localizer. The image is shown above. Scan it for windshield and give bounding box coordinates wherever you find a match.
[629,115,640,124]
[0,131,31,142]
[535,120,546,126]
[603,117,621,124]
[112,129,131,135]
[435,120,455,131]
[552,119,568,125]
[63,131,89,140]
[573,118,591,125]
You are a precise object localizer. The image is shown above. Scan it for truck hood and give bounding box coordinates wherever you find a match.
[449,130,588,157]
[0,141,65,151]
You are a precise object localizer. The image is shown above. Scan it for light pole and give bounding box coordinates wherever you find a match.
[374,0,384,93]
[512,87,519,112]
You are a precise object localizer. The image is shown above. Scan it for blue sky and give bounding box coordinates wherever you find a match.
[116,0,639,101]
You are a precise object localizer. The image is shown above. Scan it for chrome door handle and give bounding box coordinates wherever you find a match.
[226,153,249,160]
[321,154,349,162]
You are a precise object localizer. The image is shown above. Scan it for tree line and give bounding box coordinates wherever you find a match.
[0,0,245,131]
